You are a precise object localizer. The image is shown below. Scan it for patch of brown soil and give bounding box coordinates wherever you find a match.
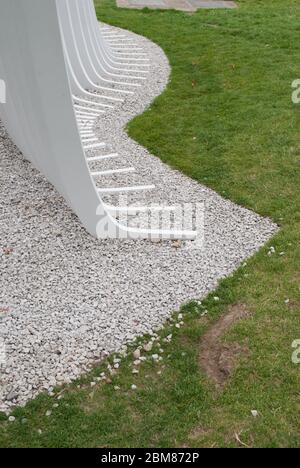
[188,426,212,441]
[199,303,250,387]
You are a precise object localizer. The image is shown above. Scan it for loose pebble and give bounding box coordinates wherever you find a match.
[133,349,141,360]
[143,342,153,352]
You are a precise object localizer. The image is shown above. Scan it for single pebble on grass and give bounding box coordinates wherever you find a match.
[143,342,153,352]
[165,334,172,343]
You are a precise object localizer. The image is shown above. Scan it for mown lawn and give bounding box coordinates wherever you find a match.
[1,0,300,448]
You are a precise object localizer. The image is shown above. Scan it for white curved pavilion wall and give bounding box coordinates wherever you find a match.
[0,0,196,241]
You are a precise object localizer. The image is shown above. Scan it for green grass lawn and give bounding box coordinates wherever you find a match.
[1,0,300,448]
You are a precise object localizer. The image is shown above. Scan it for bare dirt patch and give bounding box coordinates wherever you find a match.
[199,304,250,387]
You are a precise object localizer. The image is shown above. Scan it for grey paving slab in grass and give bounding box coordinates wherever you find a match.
[189,0,237,8]
[128,0,167,5]
[117,0,237,11]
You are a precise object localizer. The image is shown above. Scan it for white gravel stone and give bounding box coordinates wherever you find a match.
[143,342,153,352]
[0,23,277,413]
[133,349,141,360]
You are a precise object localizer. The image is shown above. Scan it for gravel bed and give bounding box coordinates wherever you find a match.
[0,24,278,413]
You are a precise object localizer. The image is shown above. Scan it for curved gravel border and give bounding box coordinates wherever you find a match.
[0,24,278,413]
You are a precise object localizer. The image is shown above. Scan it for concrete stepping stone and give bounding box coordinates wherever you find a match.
[117,0,237,12]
